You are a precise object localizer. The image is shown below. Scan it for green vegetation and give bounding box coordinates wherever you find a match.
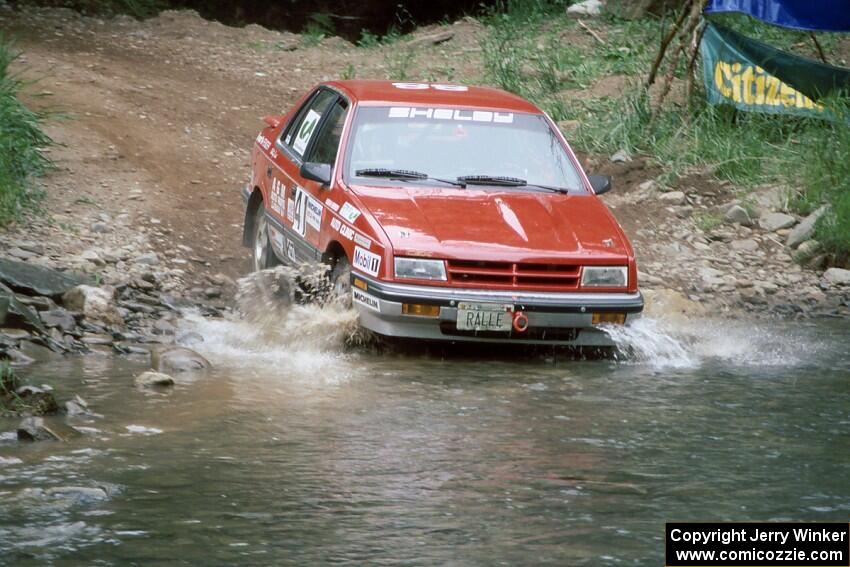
[0,36,53,226]
[478,3,850,263]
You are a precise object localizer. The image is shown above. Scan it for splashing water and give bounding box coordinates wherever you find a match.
[603,318,696,369]
[604,316,819,369]
[179,266,369,378]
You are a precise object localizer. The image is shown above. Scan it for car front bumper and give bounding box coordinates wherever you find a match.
[350,275,644,346]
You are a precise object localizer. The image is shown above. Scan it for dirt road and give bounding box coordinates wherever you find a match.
[2,6,847,317]
[2,8,485,284]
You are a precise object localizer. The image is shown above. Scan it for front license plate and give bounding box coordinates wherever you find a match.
[456,302,514,332]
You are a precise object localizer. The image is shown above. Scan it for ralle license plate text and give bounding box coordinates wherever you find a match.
[456,303,514,331]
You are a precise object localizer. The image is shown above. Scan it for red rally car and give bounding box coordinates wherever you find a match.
[241,80,643,346]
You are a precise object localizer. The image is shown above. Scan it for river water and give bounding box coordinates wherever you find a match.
[1,303,849,566]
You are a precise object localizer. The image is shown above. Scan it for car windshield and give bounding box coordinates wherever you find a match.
[345,106,585,192]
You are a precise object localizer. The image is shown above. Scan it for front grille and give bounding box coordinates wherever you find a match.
[446,260,580,290]
[439,322,579,342]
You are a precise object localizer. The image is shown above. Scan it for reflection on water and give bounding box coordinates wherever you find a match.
[0,310,848,566]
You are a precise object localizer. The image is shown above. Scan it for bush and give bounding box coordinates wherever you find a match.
[0,35,53,225]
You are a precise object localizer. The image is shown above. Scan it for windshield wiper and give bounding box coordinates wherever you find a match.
[457,175,570,194]
[355,168,465,187]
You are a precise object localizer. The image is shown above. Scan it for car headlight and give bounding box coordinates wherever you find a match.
[581,266,628,288]
[394,257,447,281]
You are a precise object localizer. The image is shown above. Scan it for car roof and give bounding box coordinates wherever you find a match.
[324,80,542,114]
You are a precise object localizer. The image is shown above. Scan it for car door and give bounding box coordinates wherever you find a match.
[268,88,345,264]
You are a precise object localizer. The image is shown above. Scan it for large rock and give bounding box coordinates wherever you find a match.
[792,240,821,265]
[759,212,796,232]
[135,371,175,387]
[659,191,686,205]
[724,205,754,226]
[567,0,604,16]
[823,268,850,286]
[0,258,86,297]
[151,346,211,373]
[16,416,80,441]
[0,284,47,333]
[787,205,828,249]
[39,308,77,332]
[62,286,124,327]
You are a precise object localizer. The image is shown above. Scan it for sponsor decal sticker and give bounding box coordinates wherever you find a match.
[292,186,307,236]
[286,197,295,221]
[285,239,297,262]
[306,196,323,231]
[353,246,381,277]
[352,289,381,312]
[270,178,286,215]
[255,133,272,150]
[324,198,341,212]
[340,202,361,223]
[292,109,321,156]
[388,107,514,123]
[353,234,371,249]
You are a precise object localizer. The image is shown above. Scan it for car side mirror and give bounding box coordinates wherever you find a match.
[300,162,332,187]
[588,175,612,195]
[263,115,283,129]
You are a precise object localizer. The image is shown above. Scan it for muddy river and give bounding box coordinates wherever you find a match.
[1,309,848,565]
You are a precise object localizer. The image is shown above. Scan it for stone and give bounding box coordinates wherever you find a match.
[80,250,103,265]
[0,258,86,297]
[135,252,159,266]
[40,308,77,332]
[90,221,109,233]
[135,371,175,387]
[609,149,631,163]
[759,212,796,232]
[792,239,821,264]
[787,205,828,249]
[0,328,30,340]
[659,191,686,205]
[17,417,59,441]
[16,416,80,441]
[152,319,176,335]
[64,395,89,416]
[16,341,58,363]
[730,239,758,252]
[724,205,753,226]
[62,286,124,326]
[6,349,35,366]
[567,0,603,16]
[82,333,114,346]
[823,268,850,286]
[8,247,36,260]
[151,346,211,373]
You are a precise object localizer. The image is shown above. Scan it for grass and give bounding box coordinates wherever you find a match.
[0,36,53,226]
[478,3,850,264]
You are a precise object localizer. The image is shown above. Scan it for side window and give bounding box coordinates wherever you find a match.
[282,90,336,158]
[307,100,347,166]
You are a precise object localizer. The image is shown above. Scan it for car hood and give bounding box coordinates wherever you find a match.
[349,184,631,262]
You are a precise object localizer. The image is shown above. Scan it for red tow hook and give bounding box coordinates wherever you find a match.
[512,311,529,333]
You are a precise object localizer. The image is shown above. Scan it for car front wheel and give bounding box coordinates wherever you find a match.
[329,256,352,307]
[251,204,277,272]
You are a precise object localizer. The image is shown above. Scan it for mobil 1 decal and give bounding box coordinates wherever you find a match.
[353,246,381,277]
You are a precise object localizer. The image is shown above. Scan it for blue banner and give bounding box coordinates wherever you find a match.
[704,0,850,33]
